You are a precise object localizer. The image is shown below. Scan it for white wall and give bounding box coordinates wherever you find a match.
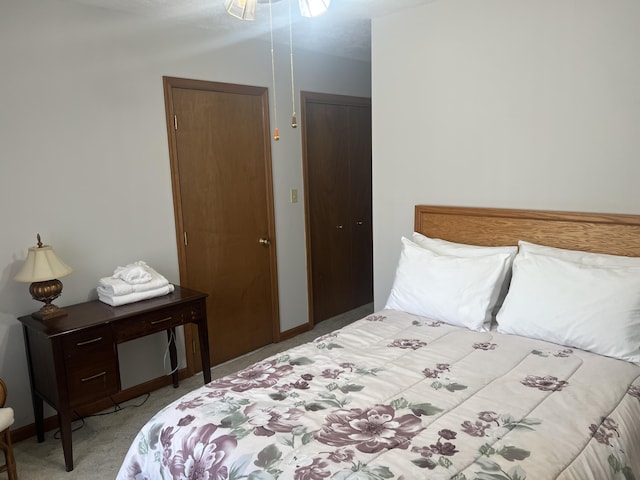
[372,0,640,308]
[0,0,370,429]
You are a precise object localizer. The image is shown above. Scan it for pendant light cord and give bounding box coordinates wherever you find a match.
[289,0,297,127]
[269,0,279,140]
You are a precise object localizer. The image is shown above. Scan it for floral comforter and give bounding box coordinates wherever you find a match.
[117,310,640,480]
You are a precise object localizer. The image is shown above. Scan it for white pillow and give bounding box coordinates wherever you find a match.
[412,232,518,322]
[385,237,512,331]
[413,232,518,259]
[518,240,640,267]
[496,250,640,365]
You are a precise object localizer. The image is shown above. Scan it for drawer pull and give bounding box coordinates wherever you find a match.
[151,316,173,325]
[81,371,107,382]
[76,337,103,346]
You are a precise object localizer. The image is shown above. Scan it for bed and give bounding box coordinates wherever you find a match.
[117,205,640,480]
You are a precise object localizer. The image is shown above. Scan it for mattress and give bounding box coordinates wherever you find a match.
[116,309,640,479]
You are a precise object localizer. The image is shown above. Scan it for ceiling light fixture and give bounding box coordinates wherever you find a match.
[224,0,329,140]
[224,0,257,21]
[224,0,330,20]
[298,0,330,17]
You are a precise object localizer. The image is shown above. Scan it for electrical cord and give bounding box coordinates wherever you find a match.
[163,328,179,375]
[52,329,177,439]
[52,392,150,439]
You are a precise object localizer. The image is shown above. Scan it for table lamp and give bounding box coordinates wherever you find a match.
[14,234,73,321]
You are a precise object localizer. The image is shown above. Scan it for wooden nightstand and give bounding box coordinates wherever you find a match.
[18,285,211,471]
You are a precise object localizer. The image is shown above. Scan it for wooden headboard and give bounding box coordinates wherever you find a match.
[414,205,640,257]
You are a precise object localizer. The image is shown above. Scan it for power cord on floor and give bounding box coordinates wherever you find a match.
[52,392,151,439]
[52,327,180,440]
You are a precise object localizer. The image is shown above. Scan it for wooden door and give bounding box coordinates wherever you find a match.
[302,92,373,324]
[304,101,352,322]
[348,104,373,308]
[163,77,280,368]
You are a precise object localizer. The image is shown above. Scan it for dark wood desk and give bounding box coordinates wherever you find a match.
[18,285,211,472]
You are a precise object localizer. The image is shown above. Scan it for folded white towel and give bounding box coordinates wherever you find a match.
[113,261,153,284]
[98,284,175,307]
[98,264,169,296]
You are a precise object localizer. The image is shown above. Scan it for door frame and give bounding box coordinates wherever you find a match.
[163,76,281,375]
[300,91,373,327]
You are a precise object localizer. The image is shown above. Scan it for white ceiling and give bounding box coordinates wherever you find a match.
[65,0,434,62]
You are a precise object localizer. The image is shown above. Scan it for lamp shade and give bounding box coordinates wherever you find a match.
[14,244,73,283]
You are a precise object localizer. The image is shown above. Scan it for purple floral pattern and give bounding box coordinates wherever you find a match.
[554,348,574,357]
[117,309,640,480]
[388,339,427,350]
[165,424,237,480]
[208,360,294,392]
[314,332,344,350]
[460,411,540,440]
[294,458,331,480]
[532,347,574,358]
[327,448,355,463]
[423,363,467,392]
[321,368,344,379]
[412,428,459,459]
[589,417,635,479]
[315,404,424,453]
[176,396,206,411]
[412,319,444,327]
[461,420,490,437]
[244,404,304,437]
[410,412,537,474]
[589,418,619,446]
[473,342,497,350]
[423,364,449,379]
[521,375,569,392]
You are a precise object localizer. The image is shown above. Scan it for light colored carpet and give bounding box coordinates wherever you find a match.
[10,304,372,480]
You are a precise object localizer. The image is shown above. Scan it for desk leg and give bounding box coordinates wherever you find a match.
[33,395,45,443]
[167,328,179,388]
[198,321,212,384]
[58,409,74,471]
[23,325,45,443]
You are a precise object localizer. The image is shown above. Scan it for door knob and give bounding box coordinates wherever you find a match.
[259,238,271,246]
[356,221,364,225]
[336,225,344,230]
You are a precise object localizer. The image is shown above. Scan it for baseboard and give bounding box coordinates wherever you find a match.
[279,322,311,341]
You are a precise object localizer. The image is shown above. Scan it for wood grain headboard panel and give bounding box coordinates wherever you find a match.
[414,205,640,257]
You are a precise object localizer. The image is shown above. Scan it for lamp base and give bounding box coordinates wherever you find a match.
[29,279,68,321]
[32,304,68,321]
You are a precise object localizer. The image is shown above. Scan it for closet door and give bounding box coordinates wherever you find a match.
[348,104,373,308]
[304,101,352,322]
[302,92,372,324]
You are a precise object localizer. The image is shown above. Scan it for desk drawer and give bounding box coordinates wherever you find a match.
[113,303,202,343]
[62,325,113,360]
[62,326,119,406]
[66,357,119,407]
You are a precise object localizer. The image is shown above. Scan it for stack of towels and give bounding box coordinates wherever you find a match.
[97,261,174,307]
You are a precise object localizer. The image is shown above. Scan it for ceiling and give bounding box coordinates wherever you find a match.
[66,0,434,62]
